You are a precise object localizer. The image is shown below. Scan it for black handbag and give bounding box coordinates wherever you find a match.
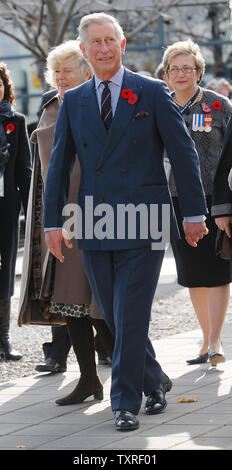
[215,226,232,260]
[27,252,66,326]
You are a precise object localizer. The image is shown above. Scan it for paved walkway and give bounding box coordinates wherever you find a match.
[0,323,232,451]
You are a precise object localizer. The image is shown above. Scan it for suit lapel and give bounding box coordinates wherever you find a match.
[80,70,142,166]
[96,69,142,168]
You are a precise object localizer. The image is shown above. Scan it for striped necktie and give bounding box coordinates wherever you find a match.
[101,81,112,131]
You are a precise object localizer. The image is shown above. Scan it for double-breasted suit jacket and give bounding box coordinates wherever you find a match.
[44,67,207,416]
[44,68,207,246]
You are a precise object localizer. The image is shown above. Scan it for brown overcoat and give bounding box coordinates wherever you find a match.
[18,95,102,326]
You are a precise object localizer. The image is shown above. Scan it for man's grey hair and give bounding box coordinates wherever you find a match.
[78,12,125,45]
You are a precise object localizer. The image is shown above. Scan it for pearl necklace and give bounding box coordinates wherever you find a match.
[173,87,203,108]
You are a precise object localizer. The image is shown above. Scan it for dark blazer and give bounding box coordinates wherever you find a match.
[44,68,207,250]
[0,111,32,298]
[212,116,232,217]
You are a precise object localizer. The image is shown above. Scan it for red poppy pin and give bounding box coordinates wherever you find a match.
[121,88,138,104]
[5,123,15,134]
[212,101,222,110]
[202,103,211,112]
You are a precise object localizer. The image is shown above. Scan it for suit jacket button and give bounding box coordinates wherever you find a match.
[132,139,137,144]
[121,169,127,174]
[98,198,104,203]
[83,142,87,147]
[96,169,103,176]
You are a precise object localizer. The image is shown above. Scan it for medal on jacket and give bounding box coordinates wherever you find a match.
[204,114,212,133]
[0,172,4,197]
[192,113,205,132]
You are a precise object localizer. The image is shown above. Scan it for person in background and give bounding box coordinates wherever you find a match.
[0,62,32,360]
[18,40,114,405]
[154,62,173,90]
[205,77,232,99]
[162,39,232,366]
[33,89,111,374]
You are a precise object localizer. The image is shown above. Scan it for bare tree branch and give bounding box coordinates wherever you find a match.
[126,0,185,40]
[55,0,79,44]
[0,26,43,59]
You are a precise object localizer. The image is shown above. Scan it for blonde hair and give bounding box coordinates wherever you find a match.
[45,40,93,88]
[78,12,125,45]
[162,39,205,84]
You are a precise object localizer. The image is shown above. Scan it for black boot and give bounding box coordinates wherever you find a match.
[35,342,67,373]
[55,316,103,405]
[0,299,22,361]
[90,318,114,365]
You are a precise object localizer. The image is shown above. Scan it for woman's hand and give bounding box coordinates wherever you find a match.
[215,216,232,238]
[45,228,72,263]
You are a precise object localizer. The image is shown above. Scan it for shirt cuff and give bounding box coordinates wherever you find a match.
[183,215,206,222]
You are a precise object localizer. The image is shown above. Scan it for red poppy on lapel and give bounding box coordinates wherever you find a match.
[212,101,222,110]
[121,88,138,104]
[121,89,132,99]
[5,123,15,134]
[202,103,211,112]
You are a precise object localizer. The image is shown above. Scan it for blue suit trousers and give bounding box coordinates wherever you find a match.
[82,246,165,415]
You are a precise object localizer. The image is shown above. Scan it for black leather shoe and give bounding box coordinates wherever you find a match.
[114,410,139,431]
[0,343,22,361]
[35,357,67,373]
[145,374,172,415]
[187,352,208,365]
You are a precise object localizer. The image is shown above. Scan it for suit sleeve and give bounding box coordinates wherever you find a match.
[211,116,232,217]
[155,82,207,217]
[44,94,76,228]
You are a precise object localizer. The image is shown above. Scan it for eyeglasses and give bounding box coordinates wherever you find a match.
[168,66,197,75]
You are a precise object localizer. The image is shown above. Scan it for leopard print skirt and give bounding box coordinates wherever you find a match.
[49,301,90,318]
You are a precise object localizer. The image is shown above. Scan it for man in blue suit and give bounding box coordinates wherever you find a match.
[44,13,208,431]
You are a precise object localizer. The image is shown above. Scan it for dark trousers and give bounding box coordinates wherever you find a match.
[48,326,71,362]
[82,246,164,415]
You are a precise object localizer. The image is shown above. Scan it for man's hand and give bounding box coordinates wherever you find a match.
[45,228,72,263]
[182,221,209,247]
[215,216,232,238]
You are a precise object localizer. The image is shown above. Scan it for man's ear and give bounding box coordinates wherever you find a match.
[121,37,126,55]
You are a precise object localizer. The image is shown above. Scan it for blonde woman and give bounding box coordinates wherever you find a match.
[19,41,114,404]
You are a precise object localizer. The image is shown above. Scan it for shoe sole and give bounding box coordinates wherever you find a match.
[56,392,103,405]
[116,423,139,431]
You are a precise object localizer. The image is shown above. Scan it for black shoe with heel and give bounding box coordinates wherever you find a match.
[186,352,209,365]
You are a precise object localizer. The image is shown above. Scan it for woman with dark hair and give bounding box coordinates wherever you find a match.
[0,62,32,360]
